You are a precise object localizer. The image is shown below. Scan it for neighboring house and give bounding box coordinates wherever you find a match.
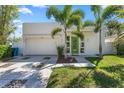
[21,22,113,56]
[104,35,116,54]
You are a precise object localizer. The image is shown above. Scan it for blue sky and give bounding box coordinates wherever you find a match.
[14,5,123,37]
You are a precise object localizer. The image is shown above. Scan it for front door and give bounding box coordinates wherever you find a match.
[71,36,79,55]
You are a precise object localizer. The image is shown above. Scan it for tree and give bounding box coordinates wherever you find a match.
[83,20,95,27]
[90,5,123,59]
[106,20,124,55]
[7,36,22,45]
[0,5,18,45]
[46,5,84,57]
[106,20,124,36]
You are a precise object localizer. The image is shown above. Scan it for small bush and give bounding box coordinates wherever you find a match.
[0,45,12,59]
[57,46,64,59]
[117,43,124,55]
[114,39,124,55]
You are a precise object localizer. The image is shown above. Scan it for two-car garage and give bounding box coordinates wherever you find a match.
[24,37,58,55]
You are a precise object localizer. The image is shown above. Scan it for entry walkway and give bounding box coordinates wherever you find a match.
[52,56,95,68]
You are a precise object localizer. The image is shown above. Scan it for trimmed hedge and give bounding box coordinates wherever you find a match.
[0,45,12,59]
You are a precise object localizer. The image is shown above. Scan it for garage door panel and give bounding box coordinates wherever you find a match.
[25,38,57,55]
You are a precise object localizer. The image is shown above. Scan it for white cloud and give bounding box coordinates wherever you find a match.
[102,5,108,9]
[32,5,49,8]
[13,20,22,24]
[19,7,32,15]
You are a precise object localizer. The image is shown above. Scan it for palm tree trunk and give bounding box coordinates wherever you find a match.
[99,29,103,59]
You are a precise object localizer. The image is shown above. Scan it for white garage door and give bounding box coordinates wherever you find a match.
[25,38,57,55]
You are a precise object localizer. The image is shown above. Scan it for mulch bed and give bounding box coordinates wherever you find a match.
[57,56,77,63]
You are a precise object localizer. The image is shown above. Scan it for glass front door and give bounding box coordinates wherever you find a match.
[71,36,79,55]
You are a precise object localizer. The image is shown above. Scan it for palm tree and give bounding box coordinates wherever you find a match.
[46,5,84,57]
[90,5,123,59]
[90,6,103,58]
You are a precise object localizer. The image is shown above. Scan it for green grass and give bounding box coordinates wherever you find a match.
[47,55,124,88]
[86,55,124,67]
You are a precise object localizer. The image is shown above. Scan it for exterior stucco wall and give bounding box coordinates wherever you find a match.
[83,32,99,55]
[22,23,114,56]
[23,23,61,35]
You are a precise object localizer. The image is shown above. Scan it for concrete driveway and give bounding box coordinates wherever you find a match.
[0,56,57,88]
[0,56,95,88]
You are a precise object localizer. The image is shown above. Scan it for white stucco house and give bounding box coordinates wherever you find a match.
[19,22,114,56]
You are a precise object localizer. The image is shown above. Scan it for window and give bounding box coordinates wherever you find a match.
[80,48,84,53]
[67,48,70,53]
[66,36,70,53]
[80,39,84,53]
[67,42,70,47]
[67,36,70,41]
[81,42,84,47]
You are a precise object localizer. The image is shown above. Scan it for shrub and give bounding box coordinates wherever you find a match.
[114,39,124,55]
[0,45,12,59]
[57,46,64,59]
[117,43,124,55]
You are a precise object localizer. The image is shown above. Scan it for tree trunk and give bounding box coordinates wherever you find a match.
[99,29,103,59]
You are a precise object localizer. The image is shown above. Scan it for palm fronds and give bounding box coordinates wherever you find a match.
[51,27,62,38]
[71,9,85,18]
[102,5,124,20]
[91,5,102,19]
[71,31,84,40]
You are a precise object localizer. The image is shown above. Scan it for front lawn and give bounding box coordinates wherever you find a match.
[86,55,124,67]
[47,55,124,88]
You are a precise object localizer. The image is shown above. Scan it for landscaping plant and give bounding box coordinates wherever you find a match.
[0,5,18,44]
[57,46,64,59]
[0,45,12,59]
[114,38,124,55]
